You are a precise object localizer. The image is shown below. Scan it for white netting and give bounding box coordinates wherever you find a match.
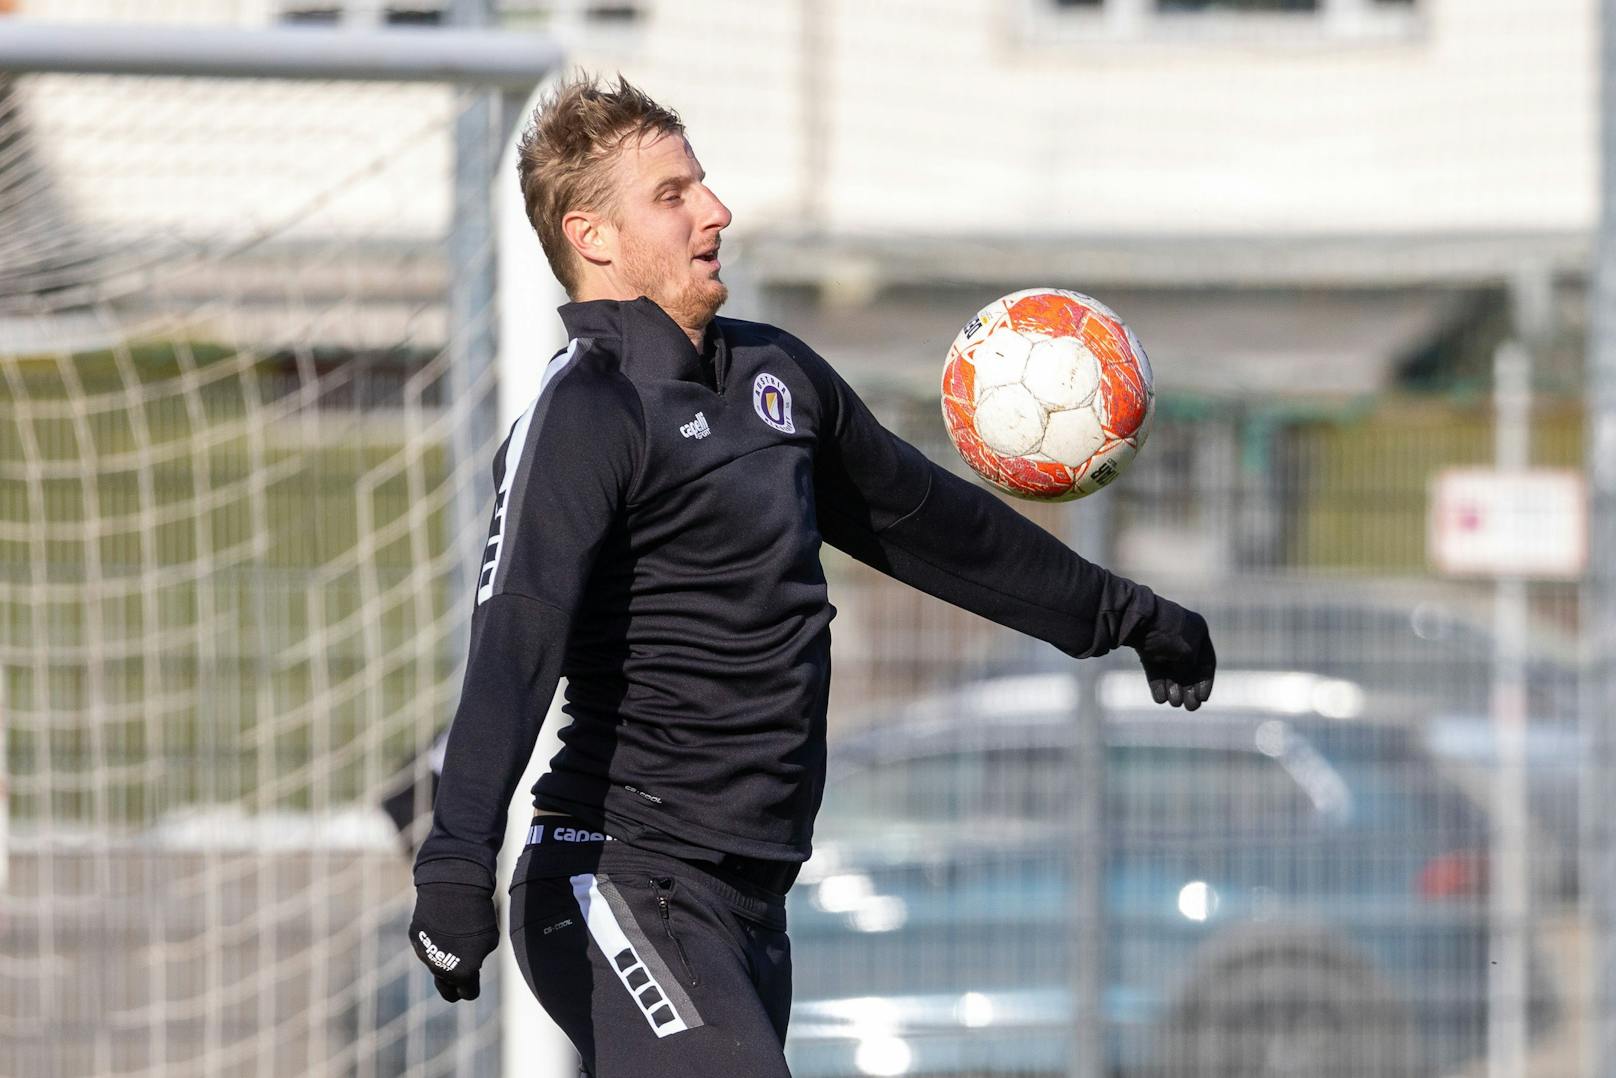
[0,14,509,1076]
[3,3,1604,1078]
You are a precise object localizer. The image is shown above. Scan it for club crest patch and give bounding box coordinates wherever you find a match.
[752,372,795,434]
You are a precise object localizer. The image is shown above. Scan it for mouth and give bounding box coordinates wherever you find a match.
[693,243,721,272]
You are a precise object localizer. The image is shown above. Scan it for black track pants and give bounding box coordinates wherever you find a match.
[509,835,793,1077]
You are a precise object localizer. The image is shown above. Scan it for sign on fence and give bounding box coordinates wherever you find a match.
[1429,468,1587,579]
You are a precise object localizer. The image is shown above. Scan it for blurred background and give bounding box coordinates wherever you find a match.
[0,1,1609,1076]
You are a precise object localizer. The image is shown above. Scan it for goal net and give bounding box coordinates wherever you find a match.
[0,17,521,1077]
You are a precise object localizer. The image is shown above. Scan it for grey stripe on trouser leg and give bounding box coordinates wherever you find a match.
[569,872,705,1037]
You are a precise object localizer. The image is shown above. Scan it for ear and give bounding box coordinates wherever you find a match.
[562,210,614,268]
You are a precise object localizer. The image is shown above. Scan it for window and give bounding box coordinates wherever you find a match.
[1029,0,1419,41]
[1107,746,1319,840]
[1159,0,1321,10]
[280,6,340,22]
[278,2,644,28]
[385,7,443,25]
[821,747,1074,834]
[818,741,1328,841]
[280,4,442,25]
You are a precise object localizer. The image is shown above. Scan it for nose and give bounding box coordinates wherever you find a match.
[701,184,733,232]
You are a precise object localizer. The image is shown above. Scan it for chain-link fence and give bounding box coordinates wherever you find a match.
[0,3,529,1073]
[0,1,1606,1076]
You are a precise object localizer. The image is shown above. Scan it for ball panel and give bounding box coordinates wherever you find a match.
[996,454,1076,499]
[1079,309,1151,439]
[1098,353,1150,438]
[1039,405,1107,467]
[942,393,971,436]
[1059,290,1125,327]
[1079,310,1130,368]
[1071,438,1139,497]
[971,330,1033,395]
[1127,395,1156,451]
[942,395,1008,487]
[1125,324,1153,386]
[1006,292,1086,339]
[942,352,975,404]
[1023,338,1100,411]
[974,384,1044,457]
[977,296,1013,335]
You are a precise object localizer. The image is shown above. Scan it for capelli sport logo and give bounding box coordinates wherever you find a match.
[679,411,710,440]
[417,931,461,972]
[752,373,795,434]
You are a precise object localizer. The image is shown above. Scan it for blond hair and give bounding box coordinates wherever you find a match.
[515,73,685,295]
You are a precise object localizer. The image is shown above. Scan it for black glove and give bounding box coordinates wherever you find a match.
[1131,597,1216,711]
[409,882,499,1002]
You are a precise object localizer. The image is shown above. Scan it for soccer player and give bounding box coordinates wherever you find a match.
[408,74,1215,1077]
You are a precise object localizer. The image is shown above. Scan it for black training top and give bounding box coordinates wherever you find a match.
[414,298,1164,893]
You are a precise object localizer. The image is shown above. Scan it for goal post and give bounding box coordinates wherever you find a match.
[0,21,563,85]
[0,15,572,1077]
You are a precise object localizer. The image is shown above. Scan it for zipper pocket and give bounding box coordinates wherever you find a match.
[650,877,699,987]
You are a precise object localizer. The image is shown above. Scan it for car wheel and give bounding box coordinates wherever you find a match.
[1152,954,1422,1078]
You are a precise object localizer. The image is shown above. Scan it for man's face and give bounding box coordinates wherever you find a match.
[605,132,732,334]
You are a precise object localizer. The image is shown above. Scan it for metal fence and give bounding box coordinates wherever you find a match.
[0,2,1608,1077]
[799,374,1586,1078]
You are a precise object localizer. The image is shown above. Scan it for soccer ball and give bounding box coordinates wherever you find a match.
[940,288,1154,501]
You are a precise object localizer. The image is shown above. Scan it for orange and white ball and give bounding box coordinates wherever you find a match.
[941,288,1154,501]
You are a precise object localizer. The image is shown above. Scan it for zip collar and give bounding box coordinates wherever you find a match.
[559,297,728,392]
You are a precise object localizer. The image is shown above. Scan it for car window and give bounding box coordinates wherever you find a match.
[820,743,1321,840]
[1294,723,1489,839]
[821,746,1068,833]
[1107,745,1318,839]
[1324,759,1487,842]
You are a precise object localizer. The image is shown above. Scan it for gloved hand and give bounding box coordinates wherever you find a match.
[409,882,500,1002]
[1131,597,1216,711]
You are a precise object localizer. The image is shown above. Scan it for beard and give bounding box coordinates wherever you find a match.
[618,231,727,335]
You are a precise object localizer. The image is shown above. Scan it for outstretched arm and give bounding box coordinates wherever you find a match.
[805,346,1213,708]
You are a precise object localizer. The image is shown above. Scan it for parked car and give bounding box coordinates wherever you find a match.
[976,586,1582,725]
[786,670,1557,1077]
[1422,709,1583,900]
